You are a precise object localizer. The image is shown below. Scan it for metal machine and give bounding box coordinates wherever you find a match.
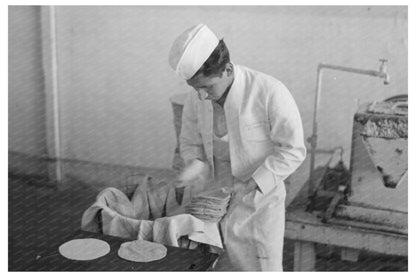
[308,60,408,235]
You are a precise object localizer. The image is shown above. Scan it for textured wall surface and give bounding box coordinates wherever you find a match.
[9,6,47,157]
[9,6,407,170]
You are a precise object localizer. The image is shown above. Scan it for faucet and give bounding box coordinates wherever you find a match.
[307,59,390,198]
[379,59,390,85]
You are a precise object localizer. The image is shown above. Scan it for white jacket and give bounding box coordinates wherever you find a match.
[180,64,306,271]
[180,64,306,195]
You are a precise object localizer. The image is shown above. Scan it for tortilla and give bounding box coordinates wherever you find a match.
[185,188,231,222]
[59,238,110,261]
[118,240,167,262]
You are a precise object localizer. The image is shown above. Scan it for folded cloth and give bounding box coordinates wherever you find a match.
[81,187,154,240]
[81,178,223,251]
[153,214,223,249]
[130,176,151,220]
[138,175,185,218]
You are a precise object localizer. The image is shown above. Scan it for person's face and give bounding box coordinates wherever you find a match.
[186,64,233,101]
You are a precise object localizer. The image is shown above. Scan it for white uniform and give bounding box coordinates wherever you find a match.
[180,64,306,271]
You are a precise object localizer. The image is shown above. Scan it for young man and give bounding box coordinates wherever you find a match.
[168,24,306,271]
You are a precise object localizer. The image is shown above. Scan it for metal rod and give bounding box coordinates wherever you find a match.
[49,6,63,183]
[41,6,63,184]
[318,63,387,78]
[308,67,323,197]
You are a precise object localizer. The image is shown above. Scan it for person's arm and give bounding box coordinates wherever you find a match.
[179,92,206,165]
[251,82,307,195]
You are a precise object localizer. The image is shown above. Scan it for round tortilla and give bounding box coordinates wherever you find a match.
[59,238,110,261]
[118,240,167,262]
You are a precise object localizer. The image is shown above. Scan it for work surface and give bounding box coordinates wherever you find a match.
[284,178,408,271]
[9,174,408,271]
[9,174,218,271]
[25,230,218,271]
[285,179,407,255]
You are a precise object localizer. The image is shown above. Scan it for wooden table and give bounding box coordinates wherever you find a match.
[284,183,408,271]
[25,230,218,271]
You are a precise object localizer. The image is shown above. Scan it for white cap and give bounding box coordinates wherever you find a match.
[169,24,219,80]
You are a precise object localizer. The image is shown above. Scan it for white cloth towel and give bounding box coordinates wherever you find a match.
[153,214,223,249]
[81,180,223,251]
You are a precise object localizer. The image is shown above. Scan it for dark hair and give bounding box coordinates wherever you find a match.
[192,39,230,78]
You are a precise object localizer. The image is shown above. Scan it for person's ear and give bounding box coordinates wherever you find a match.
[225,63,233,77]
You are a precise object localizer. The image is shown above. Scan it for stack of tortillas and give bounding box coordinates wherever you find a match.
[185,188,231,222]
[59,238,110,261]
[118,240,167,262]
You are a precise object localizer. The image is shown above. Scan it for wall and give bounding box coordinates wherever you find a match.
[9,6,407,173]
[9,6,46,156]
[9,6,48,175]
[53,6,407,169]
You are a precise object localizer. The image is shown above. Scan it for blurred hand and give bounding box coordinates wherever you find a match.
[230,178,258,194]
[178,159,209,186]
[221,178,259,206]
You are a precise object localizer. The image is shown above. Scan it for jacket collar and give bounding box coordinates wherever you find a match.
[224,63,243,114]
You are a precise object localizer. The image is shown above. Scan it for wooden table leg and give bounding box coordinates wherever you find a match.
[294,241,316,271]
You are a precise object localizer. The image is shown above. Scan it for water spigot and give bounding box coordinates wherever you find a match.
[379,58,390,85]
[379,58,388,73]
[384,74,390,85]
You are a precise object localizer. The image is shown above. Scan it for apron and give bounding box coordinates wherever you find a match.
[211,102,286,271]
[217,182,286,271]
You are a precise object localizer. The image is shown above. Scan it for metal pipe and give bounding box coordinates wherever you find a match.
[41,6,63,184]
[318,60,390,84]
[308,59,390,198]
[308,66,323,196]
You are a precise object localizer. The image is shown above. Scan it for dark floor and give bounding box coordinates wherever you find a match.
[9,174,407,271]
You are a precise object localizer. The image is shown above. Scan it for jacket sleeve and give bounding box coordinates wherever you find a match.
[179,92,206,165]
[251,82,307,195]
